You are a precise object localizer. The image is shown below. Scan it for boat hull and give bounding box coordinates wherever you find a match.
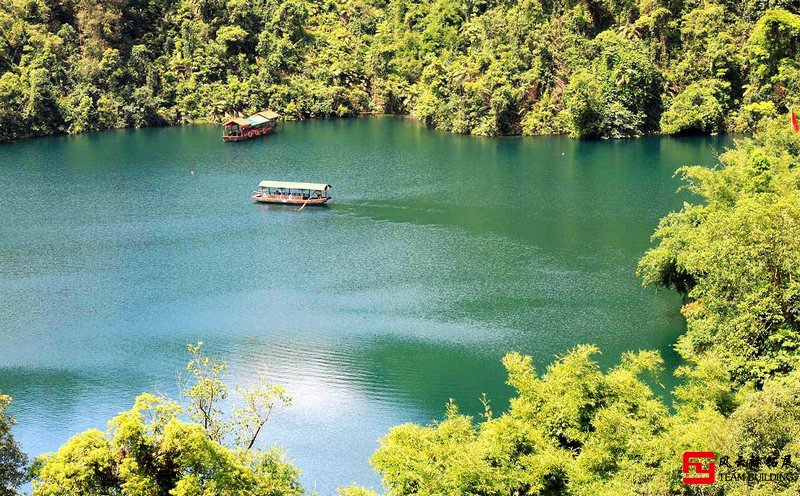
[251,195,330,205]
[223,126,275,142]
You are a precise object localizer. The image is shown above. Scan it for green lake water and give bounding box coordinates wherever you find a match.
[0,117,731,492]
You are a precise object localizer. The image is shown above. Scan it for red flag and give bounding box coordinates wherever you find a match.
[792,109,800,133]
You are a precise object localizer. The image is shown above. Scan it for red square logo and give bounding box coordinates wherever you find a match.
[682,451,715,485]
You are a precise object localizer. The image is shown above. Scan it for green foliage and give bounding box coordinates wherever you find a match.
[564,70,608,138]
[351,118,800,495]
[32,394,302,496]
[670,3,744,103]
[0,394,29,496]
[364,345,800,496]
[32,343,300,496]
[639,118,800,386]
[562,32,661,140]
[365,346,676,495]
[747,9,800,103]
[184,341,230,442]
[660,80,727,135]
[732,101,777,132]
[1,0,799,140]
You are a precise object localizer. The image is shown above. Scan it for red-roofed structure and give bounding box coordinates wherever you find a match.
[223,110,281,142]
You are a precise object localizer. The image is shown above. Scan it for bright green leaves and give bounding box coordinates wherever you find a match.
[33,404,302,496]
[31,344,300,496]
[564,70,608,138]
[0,0,798,139]
[234,383,291,450]
[32,430,118,496]
[660,80,726,135]
[216,26,248,47]
[747,9,800,95]
[562,31,660,138]
[639,118,800,386]
[182,341,293,451]
[368,346,673,496]
[184,341,230,442]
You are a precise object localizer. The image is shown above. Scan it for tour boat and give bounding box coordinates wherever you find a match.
[223,110,280,141]
[252,181,332,206]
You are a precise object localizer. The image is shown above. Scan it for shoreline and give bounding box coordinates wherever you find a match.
[0,113,730,145]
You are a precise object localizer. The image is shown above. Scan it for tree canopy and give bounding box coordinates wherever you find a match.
[0,0,799,140]
[30,343,300,496]
[32,394,302,496]
[638,118,800,387]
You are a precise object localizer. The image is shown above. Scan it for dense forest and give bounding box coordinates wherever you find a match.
[0,0,799,141]
[1,117,798,494]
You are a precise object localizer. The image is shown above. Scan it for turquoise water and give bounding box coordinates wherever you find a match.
[0,117,731,492]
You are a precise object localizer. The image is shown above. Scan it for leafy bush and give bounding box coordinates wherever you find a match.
[660,80,726,134]
[32,343,300,496]
[564,70,607,138]
[747,9,800,96]
[732,101,777,132]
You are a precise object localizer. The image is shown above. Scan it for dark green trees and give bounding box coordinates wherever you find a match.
[1,0,799,140]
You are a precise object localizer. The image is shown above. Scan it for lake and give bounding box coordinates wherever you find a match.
[0,117,731,493]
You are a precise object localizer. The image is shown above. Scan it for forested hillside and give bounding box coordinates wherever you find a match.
[1,0,799,141]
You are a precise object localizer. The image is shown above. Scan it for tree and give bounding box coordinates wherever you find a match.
[182,341,292,450]
[660,80,726,134]
[639,117,800,386]
[0,0,799,140]
[747,9,800,102]
[360,346,677,495]
[32,343,299,495]
[183,341,230,442]
[0,394,28,496]
[0,72,26,141]
[564,70,607,138]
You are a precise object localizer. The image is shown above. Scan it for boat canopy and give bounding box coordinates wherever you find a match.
[246,114,270,125]
[257,110,281,120]
[259,180,331,191]
[225,117,252,127]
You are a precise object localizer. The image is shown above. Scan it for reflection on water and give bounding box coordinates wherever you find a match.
[0,118,730,492]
